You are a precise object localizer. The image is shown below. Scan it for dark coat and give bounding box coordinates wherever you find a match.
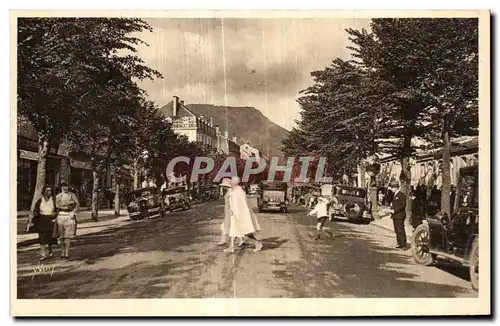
[391,191,407,220]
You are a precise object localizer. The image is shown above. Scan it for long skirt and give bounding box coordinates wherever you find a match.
[37,214,57,245]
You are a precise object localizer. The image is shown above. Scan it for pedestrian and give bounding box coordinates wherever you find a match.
[308,194,315,208]
[55,181,80,259]
[328,195,339,221]
[216,178,247,248]
[32,185,58,261]
[307,196,334,240]
[378,190,384,206]
[450,185,456,214]
[217,178,233,245]
[224,176,263,253]
[388,180,409,250]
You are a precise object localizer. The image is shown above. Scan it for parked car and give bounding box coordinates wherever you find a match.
[257,181,288,213]
[330,185,372,222]
[126,187,165,220]
[162,186,190,212]
[249,184,260,195]
[411,165,479,291]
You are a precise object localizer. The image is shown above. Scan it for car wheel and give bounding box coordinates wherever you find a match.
[258,206,263,213]
[469,240,478,291]
[411,224,435,266]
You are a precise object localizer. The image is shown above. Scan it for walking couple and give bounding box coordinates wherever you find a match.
[217,177,263,253]
[29,181,79,260]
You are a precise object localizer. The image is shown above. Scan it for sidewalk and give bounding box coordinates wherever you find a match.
[16,209,130,247]
[17,207,95,218]
[371,215,414,238]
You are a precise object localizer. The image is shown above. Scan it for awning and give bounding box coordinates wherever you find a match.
[70,159,92,170]
[19,150,38,161]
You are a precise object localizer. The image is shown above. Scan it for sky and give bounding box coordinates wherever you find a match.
[135,17,372,131]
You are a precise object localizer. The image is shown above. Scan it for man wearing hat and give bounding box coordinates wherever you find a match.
[389,180,409,250]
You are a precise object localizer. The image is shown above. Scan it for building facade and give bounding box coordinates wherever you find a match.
[17,117,114,210]
[357,136,478,188]
[159,96,241,155]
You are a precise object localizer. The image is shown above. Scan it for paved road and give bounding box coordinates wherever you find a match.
[16,197,477,298]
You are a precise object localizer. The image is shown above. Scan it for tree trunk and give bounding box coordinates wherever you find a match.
[401,135,413,221]
[28,135,49,221]
[91,170,99,221]
[114,181,120,216]
[358,164,366,188]
[133,161,139,189]
[441,116,452,217]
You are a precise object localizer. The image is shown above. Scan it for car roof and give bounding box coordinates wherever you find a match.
[334,185,366,191]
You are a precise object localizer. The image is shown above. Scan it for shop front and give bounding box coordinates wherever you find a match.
[69,158,93,208]
[17,150,61,210]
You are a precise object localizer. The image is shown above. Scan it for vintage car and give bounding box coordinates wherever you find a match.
[320,184,334,200]
[411,165,479,291]
[200,185,219,201]
[126,187,165,220]
[162,186,190,212]
[257,181,289,213]
[249,184,260,195]
[329,185,372,222]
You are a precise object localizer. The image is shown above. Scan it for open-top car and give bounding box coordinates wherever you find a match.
[162,186,190,212]
[126,187,165,220]
[330,185,372,222]
[411,165,479,291]
[257,181,288,213]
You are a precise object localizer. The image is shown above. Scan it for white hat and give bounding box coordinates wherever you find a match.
[220,178,231,188]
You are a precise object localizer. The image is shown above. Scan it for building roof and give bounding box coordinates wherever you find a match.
[158,101,197,118]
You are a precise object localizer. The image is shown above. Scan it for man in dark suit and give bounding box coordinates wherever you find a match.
[389,181,409,250]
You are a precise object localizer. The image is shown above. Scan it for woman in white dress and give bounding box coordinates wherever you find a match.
[217,178,246,247]
[224,176,263,253]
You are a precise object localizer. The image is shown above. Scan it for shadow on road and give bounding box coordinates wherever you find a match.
[260,237,289,251]
[273,213,476,298]
[16,204,220,299]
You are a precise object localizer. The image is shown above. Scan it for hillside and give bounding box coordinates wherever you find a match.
[186,104,288,158]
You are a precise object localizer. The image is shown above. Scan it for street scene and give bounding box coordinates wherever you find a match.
[14,13,485,311]
[17,196,475,299]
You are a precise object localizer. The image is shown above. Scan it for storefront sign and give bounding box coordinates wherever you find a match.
[19,150,38,161]
[57,143,71,156]
[70,159,92,170]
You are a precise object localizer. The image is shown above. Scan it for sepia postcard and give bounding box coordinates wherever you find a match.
[11,10,490,316]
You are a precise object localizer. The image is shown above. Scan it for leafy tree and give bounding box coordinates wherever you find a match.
[346,19,434,217]
[282,59,380,185]
[18,18,96,220]
[18,18,162,221]
[401,18,478,216]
